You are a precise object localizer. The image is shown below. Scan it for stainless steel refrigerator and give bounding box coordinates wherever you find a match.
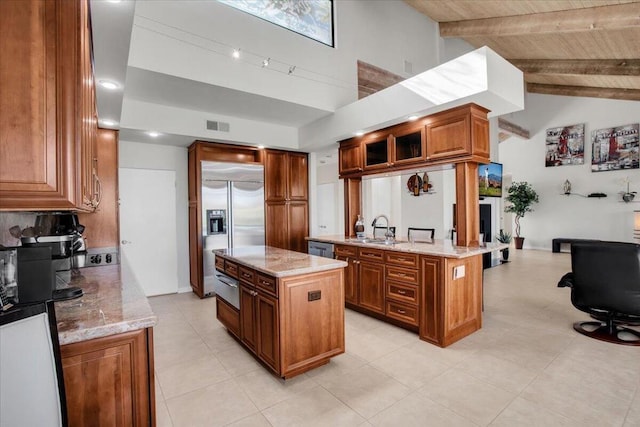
[202,161,265,296]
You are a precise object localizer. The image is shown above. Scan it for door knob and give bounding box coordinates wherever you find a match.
[121,240,131,245]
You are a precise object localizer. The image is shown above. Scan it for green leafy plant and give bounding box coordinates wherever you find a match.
[495,229,512,243]
[504,181,539,238]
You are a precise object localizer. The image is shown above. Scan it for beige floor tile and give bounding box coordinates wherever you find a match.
[200,327,242,354]
[214,345,262,377]
[369,346,451,390]
[520,372,631,426]
[156,354,231,399]
[155,397,174,427]
[154,335,212,371]
[234,368,317,410]
[454,352,538,394]
[318,365,411,419]
[624,389,640,427]
[262,386,365,427]
[346,330,402,362]
[489,397,583,427]
[153,319,201,346]
[369,391,477,427]
[165,378,258,427]
[304,352,368,382]
[418,369,516,426]
[226,412,273,427]
[403,339,476,368]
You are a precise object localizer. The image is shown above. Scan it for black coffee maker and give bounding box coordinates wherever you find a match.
[19,212,84,301]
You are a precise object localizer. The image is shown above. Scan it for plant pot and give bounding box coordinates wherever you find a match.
[514,237,525,249]
[501,248,509,261]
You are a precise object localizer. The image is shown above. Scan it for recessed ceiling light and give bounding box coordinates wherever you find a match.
[147,131,160,137]
[355,131,365,137]
[407,115,419,121]
[232,48,240,59]
[98,80,119,90]
[100,119,117,127]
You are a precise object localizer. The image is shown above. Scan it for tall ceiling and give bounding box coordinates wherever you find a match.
[405,0,640,101]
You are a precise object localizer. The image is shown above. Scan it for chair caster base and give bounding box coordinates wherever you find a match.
[573,321,640,346]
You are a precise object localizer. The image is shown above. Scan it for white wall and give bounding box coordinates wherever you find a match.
[118,140,191,292]
[499,93,640,249]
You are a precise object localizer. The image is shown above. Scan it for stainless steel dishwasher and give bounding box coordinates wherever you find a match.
[307,241,334,259]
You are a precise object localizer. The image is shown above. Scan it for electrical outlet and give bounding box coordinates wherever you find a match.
[453,265,465,280]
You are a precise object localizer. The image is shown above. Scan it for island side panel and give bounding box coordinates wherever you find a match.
[279,268,345,378]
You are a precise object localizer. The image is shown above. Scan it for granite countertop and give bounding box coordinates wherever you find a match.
[55,265,157,345]
[308,235,508,258]
[214,245,347,277]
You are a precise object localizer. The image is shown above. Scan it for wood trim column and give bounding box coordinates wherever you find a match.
[343,178,362,237]
[455,162,480,247]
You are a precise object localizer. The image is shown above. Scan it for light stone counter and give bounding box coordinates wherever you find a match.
[308,235,508,258]
[214,245,347,277]
[55,265,157,345]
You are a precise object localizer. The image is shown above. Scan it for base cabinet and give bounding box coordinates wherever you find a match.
[358,261,385,314]
[216,258,344,378]
[60,328,155,427]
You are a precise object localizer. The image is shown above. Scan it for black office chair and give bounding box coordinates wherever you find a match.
[557,241,640,346]
[408,227,435,241]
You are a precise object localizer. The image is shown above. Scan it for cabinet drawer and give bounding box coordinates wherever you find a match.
[257,273,277,297]
[358,247,384,262]
[238,266,255,285]
[386,281,419,305]
[385,251,418,268]
[335,244,357,258]
[216,297,239,337]
[215,256,225,271]
[225,261,239,278]
[386,265,419,285]
[386,301,419,326]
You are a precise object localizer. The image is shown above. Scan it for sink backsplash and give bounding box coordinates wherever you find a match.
[0,212,37,247]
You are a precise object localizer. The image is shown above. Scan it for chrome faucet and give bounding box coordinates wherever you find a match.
[371,214,394,242]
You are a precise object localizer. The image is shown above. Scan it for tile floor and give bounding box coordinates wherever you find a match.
[149,249,640,427]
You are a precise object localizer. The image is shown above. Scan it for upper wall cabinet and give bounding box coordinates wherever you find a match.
[425,104,489,161]
[338,104,490,178]
[0,0,98,212]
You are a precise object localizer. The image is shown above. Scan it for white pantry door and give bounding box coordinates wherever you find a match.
[119,168,178,296]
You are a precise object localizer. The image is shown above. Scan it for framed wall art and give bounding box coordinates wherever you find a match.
[545,123,585,167]
[591,123,639,172]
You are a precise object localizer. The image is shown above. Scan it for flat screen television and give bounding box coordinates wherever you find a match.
[479,162,503,198]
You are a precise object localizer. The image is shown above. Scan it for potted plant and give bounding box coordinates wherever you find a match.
[495,229,512,261]
[504,181,539,249]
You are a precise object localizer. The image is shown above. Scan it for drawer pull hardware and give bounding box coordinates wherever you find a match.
[397,290,406,295]
[397,309,406,314]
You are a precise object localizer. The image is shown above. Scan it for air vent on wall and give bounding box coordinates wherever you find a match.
[206,120,230,132]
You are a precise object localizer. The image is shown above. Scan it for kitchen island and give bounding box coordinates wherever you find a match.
[55,265,157,426]
[213,246,347,379]
[308,236,507,347]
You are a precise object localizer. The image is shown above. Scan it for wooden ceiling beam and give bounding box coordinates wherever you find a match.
[498,118,530,140]
[527,83,640,101]
[439,3,640,37]
[510,59,640,76]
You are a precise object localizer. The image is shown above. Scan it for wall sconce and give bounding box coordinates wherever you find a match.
[634,210,640,241]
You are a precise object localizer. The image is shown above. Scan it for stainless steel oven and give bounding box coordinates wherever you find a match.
[213,271,239,309]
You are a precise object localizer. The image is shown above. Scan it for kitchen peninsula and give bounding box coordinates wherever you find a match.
[213,246,347,379]
[308,236,507,347]
[55,265,157,426]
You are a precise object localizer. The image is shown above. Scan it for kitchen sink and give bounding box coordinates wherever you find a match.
[347,238,405,246]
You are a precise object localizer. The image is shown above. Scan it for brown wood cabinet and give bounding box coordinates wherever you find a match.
[77,128,119,249]
[338,139,363,175]
[215,256,344,378]
[0,0,99,212]
[264,149,309,252]
[358,260,385,314]
[420,254,482,347]
[334,244,358,304]
[338,104,490,179]
[60,328,155,427]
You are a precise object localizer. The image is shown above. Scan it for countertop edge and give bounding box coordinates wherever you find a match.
[58,315,157,346]
[307,236,508,258]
